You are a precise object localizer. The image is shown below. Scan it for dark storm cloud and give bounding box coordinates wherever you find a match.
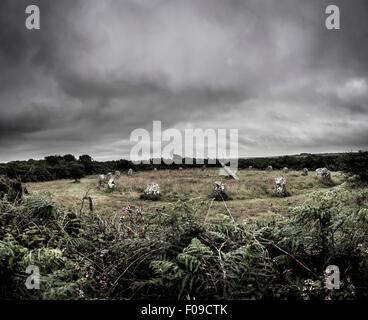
[0,103,52,136]
[58,72,245,105]
[0,0,368,162]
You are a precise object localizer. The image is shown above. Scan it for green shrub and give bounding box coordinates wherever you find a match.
[0,187,367,300]
[341,151,368,182]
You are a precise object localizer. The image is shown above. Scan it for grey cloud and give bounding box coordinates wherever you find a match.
[0,103,53,138]
[0,0,368,162]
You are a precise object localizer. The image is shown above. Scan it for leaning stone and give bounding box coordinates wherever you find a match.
[316,168,331,180]
[127,168,133,176]
[219,161,239,180]
[108,178,116,190]
[302,168,309,176]
[275,177,287,197]
[141,182,161,200]
[212,181,228,201]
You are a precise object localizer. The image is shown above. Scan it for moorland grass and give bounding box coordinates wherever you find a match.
[27,168,345,220]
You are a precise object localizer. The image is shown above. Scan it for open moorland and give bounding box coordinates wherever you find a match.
[27,168,344,220]
[1,160,367,300]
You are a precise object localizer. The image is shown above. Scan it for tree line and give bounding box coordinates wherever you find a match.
[0,151,367,183]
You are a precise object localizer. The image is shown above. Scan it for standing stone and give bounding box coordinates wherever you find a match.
[302,168,309,176]
[212,181,228,201]
[178,167,183,171]
[248,166,253,170]
[275,177,287,197]
[108,178,116,190]
[316,168,331,181]
[202,165,206,171]
[266,165,273,171]
[153,168,158,171]
[115,171,121,178]
[107,172,113,180]
[98,174,105,186]
[282,167,289,173]
[142,182,161,200]
[127,168,133,176]
[219,161,240,180]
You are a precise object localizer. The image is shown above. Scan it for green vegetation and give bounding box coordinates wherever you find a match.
[1,151,367,300]
[1,151,367,183]
[0,183,367,300]
[27,169,344,220]
[341,151,368,183]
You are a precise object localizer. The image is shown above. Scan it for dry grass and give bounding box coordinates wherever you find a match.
[26,168,344,221]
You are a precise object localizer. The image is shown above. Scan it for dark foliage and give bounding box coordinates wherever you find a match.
[341,151,368,182]
[69,163,85,182]
[0,151,366,183]
[0,186,367,300]
[0,176,23,203]
[63,154,76,162]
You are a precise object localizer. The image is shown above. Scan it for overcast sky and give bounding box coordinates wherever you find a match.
[0,0,367,162]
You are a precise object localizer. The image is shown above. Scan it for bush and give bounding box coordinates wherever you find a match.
[69,163,85,182]
[0,186,367,300]
[63,154,76,162]
[341,151,368,182]
[45,155,62,166]
[0,176,23,203]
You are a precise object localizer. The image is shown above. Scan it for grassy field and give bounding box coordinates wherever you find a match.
[26,168,344,221]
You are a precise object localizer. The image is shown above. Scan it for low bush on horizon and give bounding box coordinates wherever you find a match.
[0,185,367,300]
[1,151,367,184]
[341,151,368,183]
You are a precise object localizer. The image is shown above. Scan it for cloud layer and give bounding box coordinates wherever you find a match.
[0,0,368,162]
